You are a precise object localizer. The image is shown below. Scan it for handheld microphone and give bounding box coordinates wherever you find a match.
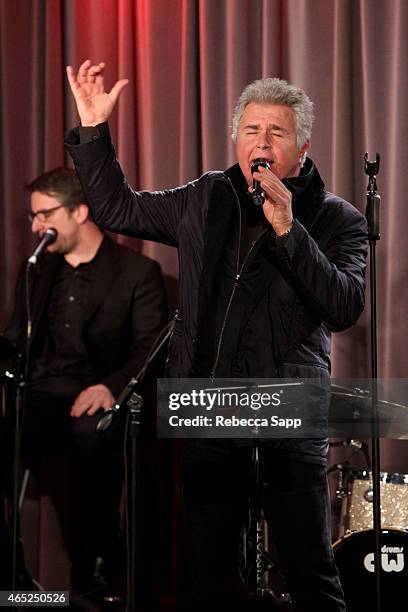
[251,158,271,206]
[28,228,58,265]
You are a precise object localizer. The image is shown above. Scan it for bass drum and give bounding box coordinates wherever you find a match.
[333,529,408,611]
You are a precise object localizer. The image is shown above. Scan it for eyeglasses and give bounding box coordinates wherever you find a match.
[28,204,69,223]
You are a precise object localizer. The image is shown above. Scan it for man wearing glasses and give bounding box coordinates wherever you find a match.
[4,167,167,602]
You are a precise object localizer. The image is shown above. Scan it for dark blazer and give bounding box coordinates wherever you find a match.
[5,236,167,397]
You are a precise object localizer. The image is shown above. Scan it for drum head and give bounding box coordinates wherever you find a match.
[333,529,408,611]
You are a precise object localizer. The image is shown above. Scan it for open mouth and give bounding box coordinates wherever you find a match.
[250,158,273,173]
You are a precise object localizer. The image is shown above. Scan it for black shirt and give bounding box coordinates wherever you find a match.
[28,243,104,398]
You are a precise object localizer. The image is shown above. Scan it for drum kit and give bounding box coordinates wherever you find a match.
[330,447,408,611]
[254,440,408,611]
[248,378,408,610]
[327,379,408,610]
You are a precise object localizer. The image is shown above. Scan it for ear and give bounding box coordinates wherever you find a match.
[298,140,310,167]
[299,140,310,160]
[72,203,90,225]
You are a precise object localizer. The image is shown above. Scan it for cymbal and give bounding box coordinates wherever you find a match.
[330,384,408,439]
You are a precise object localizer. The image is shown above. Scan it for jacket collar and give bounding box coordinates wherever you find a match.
[225,157,325,229]
[282,156,325,208]
[224,157,325,203]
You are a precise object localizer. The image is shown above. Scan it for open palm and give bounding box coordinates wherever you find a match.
[66,59,129,126]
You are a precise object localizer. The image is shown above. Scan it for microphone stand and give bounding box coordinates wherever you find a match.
[7,234,57,589]
[96,320,174,612]
[364,152,381,612]
[0,337,23,591]
[10,261,35,590]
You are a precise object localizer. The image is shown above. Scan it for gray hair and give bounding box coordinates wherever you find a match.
[231,77,314,148]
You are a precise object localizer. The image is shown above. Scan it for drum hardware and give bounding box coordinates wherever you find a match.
[333,528,408,611]
[243,382,312,604]
[328,461,351,500]
[243,509,290,603]
[329,437,371,503]
[329,438,370,465]
[244,440,292,605]
[336,463,350,501]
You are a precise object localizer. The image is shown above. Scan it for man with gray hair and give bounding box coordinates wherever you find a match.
[65,61,367,611]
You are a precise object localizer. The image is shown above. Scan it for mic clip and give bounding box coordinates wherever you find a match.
[27,228,58,265]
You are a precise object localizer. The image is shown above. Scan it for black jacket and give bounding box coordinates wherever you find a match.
[5,236,167,397]
[65,125,368,462]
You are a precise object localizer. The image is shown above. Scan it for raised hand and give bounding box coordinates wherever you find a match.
[66,59,129,127]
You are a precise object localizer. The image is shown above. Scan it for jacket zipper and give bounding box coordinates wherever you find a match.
[210,178,267,380]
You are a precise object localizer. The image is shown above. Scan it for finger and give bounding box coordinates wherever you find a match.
[257,166,275,182]
[89,62,105,74]
[263,193,277,205]
[254,168,277,182]
[70,392,89,417]
[257,173,287,196]
[86,403,100,416]
[86,396,105,415]
[253,171,273,185]
[70,403,87,418]
[265,183,291,205]
[255,177,278,199]
[66,65,81,92]
[87,63,104,82]
[88,63,104,74]
[101,396,114,410]
[94,66,107,88]
[70,396,80,416]
[257,165,269,174]
[77,58,93,82]
[109,79,129,104]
